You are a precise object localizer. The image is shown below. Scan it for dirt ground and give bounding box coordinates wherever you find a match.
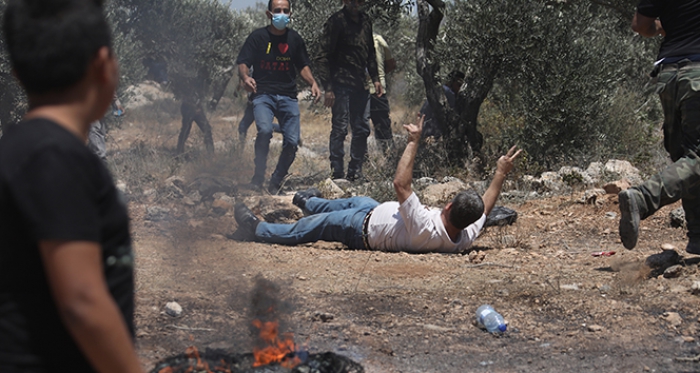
[113,101,700,373]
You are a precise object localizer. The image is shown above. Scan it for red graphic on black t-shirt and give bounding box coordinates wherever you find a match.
[278,43,289,54]
[260,61,290,71]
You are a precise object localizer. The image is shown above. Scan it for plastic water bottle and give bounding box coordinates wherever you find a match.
[476,305,507,333]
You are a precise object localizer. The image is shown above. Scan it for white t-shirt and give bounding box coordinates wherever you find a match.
[366,192,486,253]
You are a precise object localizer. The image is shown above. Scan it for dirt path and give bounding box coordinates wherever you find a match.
[131,192,700,373]
[110,101,700,372]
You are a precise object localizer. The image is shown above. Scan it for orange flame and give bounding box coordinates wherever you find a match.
[252,319,301,368]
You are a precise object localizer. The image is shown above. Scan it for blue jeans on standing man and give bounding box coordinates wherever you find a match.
[255,196,379,249]
[329,85,371,179]
[251,93,300,191]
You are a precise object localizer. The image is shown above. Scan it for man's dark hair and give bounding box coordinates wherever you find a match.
[3,0,112,95]
[268,0,292,11]
[448,189,484,230]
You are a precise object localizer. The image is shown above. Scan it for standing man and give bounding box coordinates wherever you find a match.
[367,33,396,153]
[620,0,700,254]
[317,0,382,181]
[237,0,321,194]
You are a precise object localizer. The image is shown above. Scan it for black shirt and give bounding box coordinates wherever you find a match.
[316,7,379,91]
[0,118,135,372]
[236,27,311,98]
[637,0,700,60]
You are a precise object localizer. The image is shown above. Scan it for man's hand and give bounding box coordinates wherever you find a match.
[242,76,257,93]
[374,82,384,97]
[495,145,522,176]
[324,90,335,108]
[310,83,322,104]
[403,114,424,144]
[481,145,522,217]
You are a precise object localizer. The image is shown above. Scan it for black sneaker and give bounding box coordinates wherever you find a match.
[268,181,282,195]
[292,188,322,210]
[346,172,366,183]
[618,189,640,250]
[234,203,260,236]
[686,238,700,255]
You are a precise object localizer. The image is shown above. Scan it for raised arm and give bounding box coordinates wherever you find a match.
[393,114,425,204]
[481,146,521,217]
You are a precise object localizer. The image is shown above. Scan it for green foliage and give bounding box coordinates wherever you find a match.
[431,0,661,173]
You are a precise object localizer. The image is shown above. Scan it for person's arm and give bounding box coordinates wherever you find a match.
[481,146,521,217]
[40,240,144,373]
[393,114,425,204]
[300,66,322,104]
[317,18,339,107]
[366,23,382,97]
[238,63,256,93]
[632,12,665,37]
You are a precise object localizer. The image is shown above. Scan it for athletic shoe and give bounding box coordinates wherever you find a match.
[618,189,641,250]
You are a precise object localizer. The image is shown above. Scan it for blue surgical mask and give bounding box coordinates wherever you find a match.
[271,13,290,31]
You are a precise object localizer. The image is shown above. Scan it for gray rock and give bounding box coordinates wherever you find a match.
[422,180,467,206]
[313,312,335,322]
[663,265,683,279]
[670,207,686,228]
[604,160,642,185]
[165,301,182,317]
[691,281,700,295]
[145,206,170,221]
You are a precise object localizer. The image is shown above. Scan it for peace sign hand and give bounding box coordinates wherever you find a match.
[496,145,522,176]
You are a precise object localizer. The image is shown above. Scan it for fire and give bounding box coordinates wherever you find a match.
[252,319,301,368]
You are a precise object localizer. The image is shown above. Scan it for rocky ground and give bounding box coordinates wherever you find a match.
[114,92,700,373]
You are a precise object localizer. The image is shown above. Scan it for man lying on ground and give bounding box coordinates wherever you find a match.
[234,114,521,253]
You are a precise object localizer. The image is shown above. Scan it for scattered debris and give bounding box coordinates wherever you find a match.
[165,301,183,317]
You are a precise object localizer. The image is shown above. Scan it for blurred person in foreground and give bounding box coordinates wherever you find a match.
[234,114,521,254]
[0,0,143,372]
[620,0,700,254]
[236,0,321,194]
[317,0,382,181]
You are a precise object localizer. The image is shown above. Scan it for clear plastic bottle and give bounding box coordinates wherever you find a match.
[476,304,507,333]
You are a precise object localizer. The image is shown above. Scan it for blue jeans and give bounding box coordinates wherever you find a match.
[329,85,371,178]
[255,196,379,249]
[251,94,300,186]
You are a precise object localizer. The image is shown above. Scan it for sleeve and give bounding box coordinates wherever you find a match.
[293,32,311,70]
[315,17,339,90]
[636,0,662,18]
[236,32,257,67]
[9,147,101,242]
[397,192,435,238]
[463,214,486,242]
[366,22,379,83]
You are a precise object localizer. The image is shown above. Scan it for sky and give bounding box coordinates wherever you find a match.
[228,0,263,10]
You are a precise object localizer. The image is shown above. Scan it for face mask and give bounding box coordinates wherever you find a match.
[271,13,290,30]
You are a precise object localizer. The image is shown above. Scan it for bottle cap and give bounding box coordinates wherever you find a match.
[498,324,507,332]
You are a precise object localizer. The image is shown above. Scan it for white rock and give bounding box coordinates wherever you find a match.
[165,301,183,317]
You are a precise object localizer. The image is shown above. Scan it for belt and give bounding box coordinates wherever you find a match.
[362,208,374,250]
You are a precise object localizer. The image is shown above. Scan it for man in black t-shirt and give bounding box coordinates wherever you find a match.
[236,0,321,194]
[0,1,143,372]
[619,0,700,255]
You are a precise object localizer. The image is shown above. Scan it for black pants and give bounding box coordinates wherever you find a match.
[369,94,393,152]
[177,101,213,154]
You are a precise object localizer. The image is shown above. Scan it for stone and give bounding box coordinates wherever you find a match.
[585,162,603,183]
[663,312,682,327]
[587,324,603,332]
[670,207,686,228]
[414,177,438,190]
[604,160,642,185]
[145,206,170,221]
[663,265,683,279]
[165,301,183,317]
[645,250,681,269]
[212,198,233,215]
[123,81,175,110]
[691,281,700,295]
[603,179,631,195]
[661,243,677,251]
[318,178,346,200]
[581,189,605,204]
[422,180,467,206]
[313,312,335,322]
